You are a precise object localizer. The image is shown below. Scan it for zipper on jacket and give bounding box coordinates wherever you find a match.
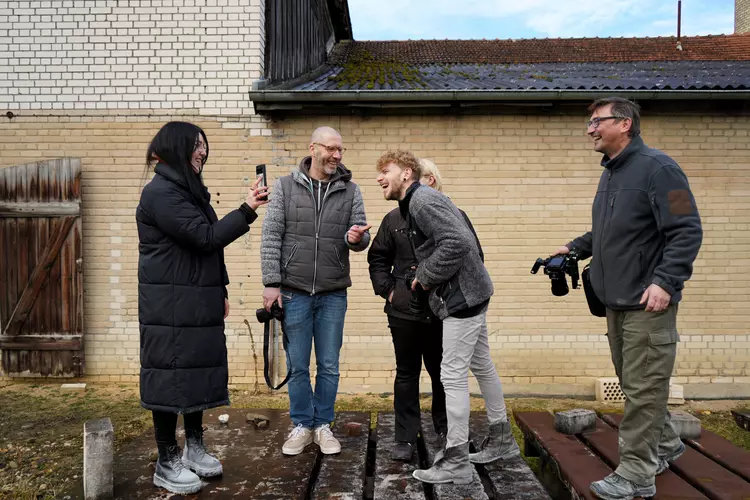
[333,246,345,272]
[598,174,611,305]
[302,176,333,295]
[284,243,299,269]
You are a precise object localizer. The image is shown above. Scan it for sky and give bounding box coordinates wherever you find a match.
[348,0,736,41]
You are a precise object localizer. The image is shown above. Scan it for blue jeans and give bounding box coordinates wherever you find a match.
[281,288,347,428]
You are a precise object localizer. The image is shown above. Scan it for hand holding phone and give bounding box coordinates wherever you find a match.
[246,173,270,210]
[256,164,268,201]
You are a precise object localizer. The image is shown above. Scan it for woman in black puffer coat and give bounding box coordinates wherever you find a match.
[136,121,268,495]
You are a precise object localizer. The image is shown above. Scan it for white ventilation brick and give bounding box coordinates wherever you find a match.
[596,377,685,404]
[596,377,625,402]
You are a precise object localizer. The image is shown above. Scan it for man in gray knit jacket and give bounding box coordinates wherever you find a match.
[261,126,371,457]
[375,150,519,485]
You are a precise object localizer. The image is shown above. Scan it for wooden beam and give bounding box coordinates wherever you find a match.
[0,335,82,351]
[0,202,80,218]
[4,216,76,336]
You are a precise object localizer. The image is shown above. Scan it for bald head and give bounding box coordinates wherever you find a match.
[311,126,341,144]
[308,126,344,180]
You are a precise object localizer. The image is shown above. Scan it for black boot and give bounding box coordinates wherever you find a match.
[153,444,202,494]
[392,441,415,461]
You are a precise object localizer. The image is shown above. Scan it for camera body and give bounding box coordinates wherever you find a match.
[530,249,581,296]
[403,267,428,316]
[256,302,284,323]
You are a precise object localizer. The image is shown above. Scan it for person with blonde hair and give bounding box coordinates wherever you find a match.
[417,158,443,192]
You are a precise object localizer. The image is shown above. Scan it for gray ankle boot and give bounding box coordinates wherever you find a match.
[469,420,521,464]
[412,442,473,484]
[182,429,223,477]
[153,444,202,495]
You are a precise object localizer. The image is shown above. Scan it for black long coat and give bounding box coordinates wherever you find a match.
[136,162,255,413]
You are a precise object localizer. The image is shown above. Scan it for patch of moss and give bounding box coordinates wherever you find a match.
[331,50,425,89]
[529,73,554,82]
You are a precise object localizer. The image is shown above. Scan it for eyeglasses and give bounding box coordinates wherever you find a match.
[586,116,624,129]
[313,143,346,155]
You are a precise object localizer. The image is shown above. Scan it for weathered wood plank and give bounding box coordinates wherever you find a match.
[312,412,369,500]
[374,412,427,500]
[0,220,8,329]
[580,417,707,500]
[420,412,488,500]
[689,424,750,482]
[73,221,83,336]
[0,335,82,350]
[4,216,75,336]
[0,201,81,217]
[469,412,551,500]
[515,411,611,500]
[602,413,750,500]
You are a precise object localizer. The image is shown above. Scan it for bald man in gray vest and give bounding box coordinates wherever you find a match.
[261,126,371,456]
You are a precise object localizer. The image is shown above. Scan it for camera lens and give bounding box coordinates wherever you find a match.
[550,276,569,297]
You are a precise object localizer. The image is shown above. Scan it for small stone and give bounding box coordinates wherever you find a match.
[148,450,158,462]
[39,484,46,490]
[344,422,363,437]
[21,424,33,430]
[554,409,596,435]
[218,414,229,425]
[9,461,17,469]
[245,413,270,428]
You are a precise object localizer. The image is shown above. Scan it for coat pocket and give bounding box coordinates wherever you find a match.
[283,243,299,270]
[648,329,678,346]
[333,245,346,272]
[390,278,412,314]
[188,254,198,284]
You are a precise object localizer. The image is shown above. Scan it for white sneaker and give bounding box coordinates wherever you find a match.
[314,424,341,455]
[282,424,313,455]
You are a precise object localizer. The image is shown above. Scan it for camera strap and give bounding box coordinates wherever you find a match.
[263,318,291,390]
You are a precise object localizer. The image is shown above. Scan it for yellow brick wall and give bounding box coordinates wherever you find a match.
[1,111,749,397]
[737,0,750,33]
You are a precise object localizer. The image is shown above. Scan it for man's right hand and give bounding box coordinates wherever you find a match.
[263,287,282,311]
[551,245,570,257]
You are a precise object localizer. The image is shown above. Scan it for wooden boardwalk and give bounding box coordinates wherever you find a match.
[516,410,750,500]
[65,408,549,499]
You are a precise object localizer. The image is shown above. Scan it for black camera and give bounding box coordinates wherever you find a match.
[256,302,284,323]
[530,249,581,297]
[403,268,428,316]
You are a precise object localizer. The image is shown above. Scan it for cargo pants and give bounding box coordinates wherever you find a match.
[606,304,684,486]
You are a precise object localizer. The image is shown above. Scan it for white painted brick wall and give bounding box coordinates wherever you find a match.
[0,0,265,116]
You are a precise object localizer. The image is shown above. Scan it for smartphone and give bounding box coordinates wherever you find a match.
[255,164,268,201]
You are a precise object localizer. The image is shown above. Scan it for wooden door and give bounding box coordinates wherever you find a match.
[0,158,84,377]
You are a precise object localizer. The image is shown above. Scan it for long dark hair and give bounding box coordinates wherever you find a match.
[145,121,210,205]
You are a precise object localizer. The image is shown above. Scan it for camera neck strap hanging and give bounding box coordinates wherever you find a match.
[263,318,290,390]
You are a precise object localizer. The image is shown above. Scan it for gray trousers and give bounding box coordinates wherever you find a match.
[607,304,683,486]
[441,311,508,448]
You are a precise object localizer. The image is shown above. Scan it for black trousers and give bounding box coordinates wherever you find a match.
[388,315,447,443]
[152,410,203,447]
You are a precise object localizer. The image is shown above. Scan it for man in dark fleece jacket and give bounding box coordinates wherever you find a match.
[552,97,702,500]
[375,150,520,486]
